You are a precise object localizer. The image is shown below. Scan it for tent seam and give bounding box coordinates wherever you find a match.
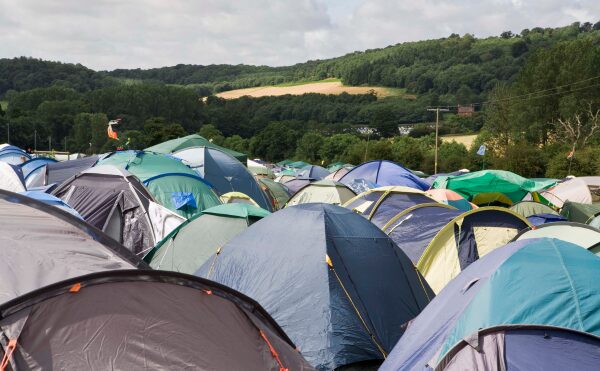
[549,239,585,331]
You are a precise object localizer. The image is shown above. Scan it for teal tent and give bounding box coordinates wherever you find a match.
[146,134,247,163]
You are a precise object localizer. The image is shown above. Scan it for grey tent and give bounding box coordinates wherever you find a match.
[0,189,144,305]
[52,165,184,254]
[510,200,558,218]
[196,203,433,370]
[27,155,99,188]
[0,270,313,370]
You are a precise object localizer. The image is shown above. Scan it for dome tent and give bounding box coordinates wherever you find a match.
[145,133,247,162]
[513,221,600,254]
[52,165,185,254]
[258,177,291,210]
[19,157,57,187]
[286,179,356,207]
[416,207,531,293]
[510,200,558,218]
[145,204,270,274]
[97,150,221,219]
[0,189,143,305]
[196,204,433,370]
[0,162,25,193]
[339,160,430,193]
[27,155,99,188]
[0,270,313,370]
[343,186,437,228]
[380,238,600,371]
[296,165,330,180]
[171,146,273,211]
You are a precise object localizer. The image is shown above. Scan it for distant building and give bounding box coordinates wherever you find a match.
[458,105,475,117]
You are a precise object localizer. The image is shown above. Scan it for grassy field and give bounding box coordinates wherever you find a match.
[215,79,414,99]
[441,134,478,149]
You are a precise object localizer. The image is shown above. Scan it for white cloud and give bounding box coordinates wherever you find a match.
[0,0,598,70]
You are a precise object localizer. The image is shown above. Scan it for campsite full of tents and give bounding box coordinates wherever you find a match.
[0,139,599,370]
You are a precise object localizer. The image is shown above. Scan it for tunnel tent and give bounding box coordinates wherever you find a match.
[382,203,462,264]
[560,201,600,224]
[0,270,313,371]
[285,179,356,207]
[196,203,433,370]
[512,221,600,253]
[340,160,430,193]
[433,170,556,203]
[145,134,247,162]
[27,155,99,188]
[52,165,185,254]
[380,238,600,371]
[510,200,558,218]
[0,162,25,193]
[416,206,531,293]
[258,178,291,210]
[343,186,437,228]
[0,189,144,305]
[97,150,221,219]
[171,146,272,211]
[145,203,270,274]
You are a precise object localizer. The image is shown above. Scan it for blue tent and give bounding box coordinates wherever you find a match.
[380,238,600,370]
[527,212,567,226]
[20,191,83,219]
[196,204,433,370]
[283,177,313,194]
[383,204,462,263]
[172,147,272,211]
[340,160,430,193]
[296,165,330,180]
[0,144,30,165]
[20,157,58,186]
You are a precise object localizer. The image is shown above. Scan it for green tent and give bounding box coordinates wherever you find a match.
[560,201,600,224]
[259,178,291,210]
[510,201,558,218]
[97,151,221,219]
[433,170,556,203]
[146,134,247,163]
[277,159,294,167]
[144,203,270,274]
[289,161,310,169]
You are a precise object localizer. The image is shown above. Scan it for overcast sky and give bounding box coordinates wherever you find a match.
[1,0,599,71]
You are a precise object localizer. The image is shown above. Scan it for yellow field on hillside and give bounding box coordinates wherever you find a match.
[441,134,478,149]
[215,80,410,99]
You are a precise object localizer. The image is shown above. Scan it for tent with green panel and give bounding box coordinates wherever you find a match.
[146,134,247,163]
[433,170,556,203]
[97,151,221,219]
[560,201,600,224]
[144,203,270,274]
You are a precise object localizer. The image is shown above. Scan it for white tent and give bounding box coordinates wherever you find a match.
[539,177,592,208]
[0,162,25,193]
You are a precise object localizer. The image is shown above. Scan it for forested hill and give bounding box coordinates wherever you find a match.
[2,21,600,102]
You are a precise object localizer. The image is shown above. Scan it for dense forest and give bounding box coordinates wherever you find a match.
[1,22,600,177]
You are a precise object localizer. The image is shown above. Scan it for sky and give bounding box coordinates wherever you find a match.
[1,0,599,71]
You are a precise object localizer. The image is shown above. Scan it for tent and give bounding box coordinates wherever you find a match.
[196,204,433,370]
[380,238,600,371]
[510,200,558,218]
[416,207,531,293]
[288,161,309,169]
[339,160,430,193]
[325,166,350,181]
[471,191,514,207]
[0,270,312,370]
[286,179,356,207]
[296,165,330,180]
[0,144,30,165]
[19,157,57,187]
[343,186,437,228]
[0,189,144,305]
[145,134,247,162]
[0,162,25,193]
[220,191,260,206]
[579,176,600,202]
[432,170,556,203]
[275,173,297,184]
[527,213,567,226]
[382,203,463,263]
[20,190,82,218]
[539,177,592,207]
[97,151,221,218]
[277,159,294,167]
[171,146,272,211]
[27,155,99,188]
[283,177,313,194]
[247,159,275,179]
[512,222,600,254]
[258,178,291,210]
[560,201,600,224]
[145,204,270,274]
[52,165,185,254]
[424,169,469,186]
[425,189,473,212]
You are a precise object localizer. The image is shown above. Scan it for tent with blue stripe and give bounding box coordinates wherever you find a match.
[19,157,58,187]
[196,204,433,370]
[0,144,30,165]
[380,238,600,371]
[340,160,430,193]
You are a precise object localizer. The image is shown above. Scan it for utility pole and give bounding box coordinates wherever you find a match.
[34,129,37,151]
[6,122,9,144]
[48,136,51,151]
[427,107,449,174]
